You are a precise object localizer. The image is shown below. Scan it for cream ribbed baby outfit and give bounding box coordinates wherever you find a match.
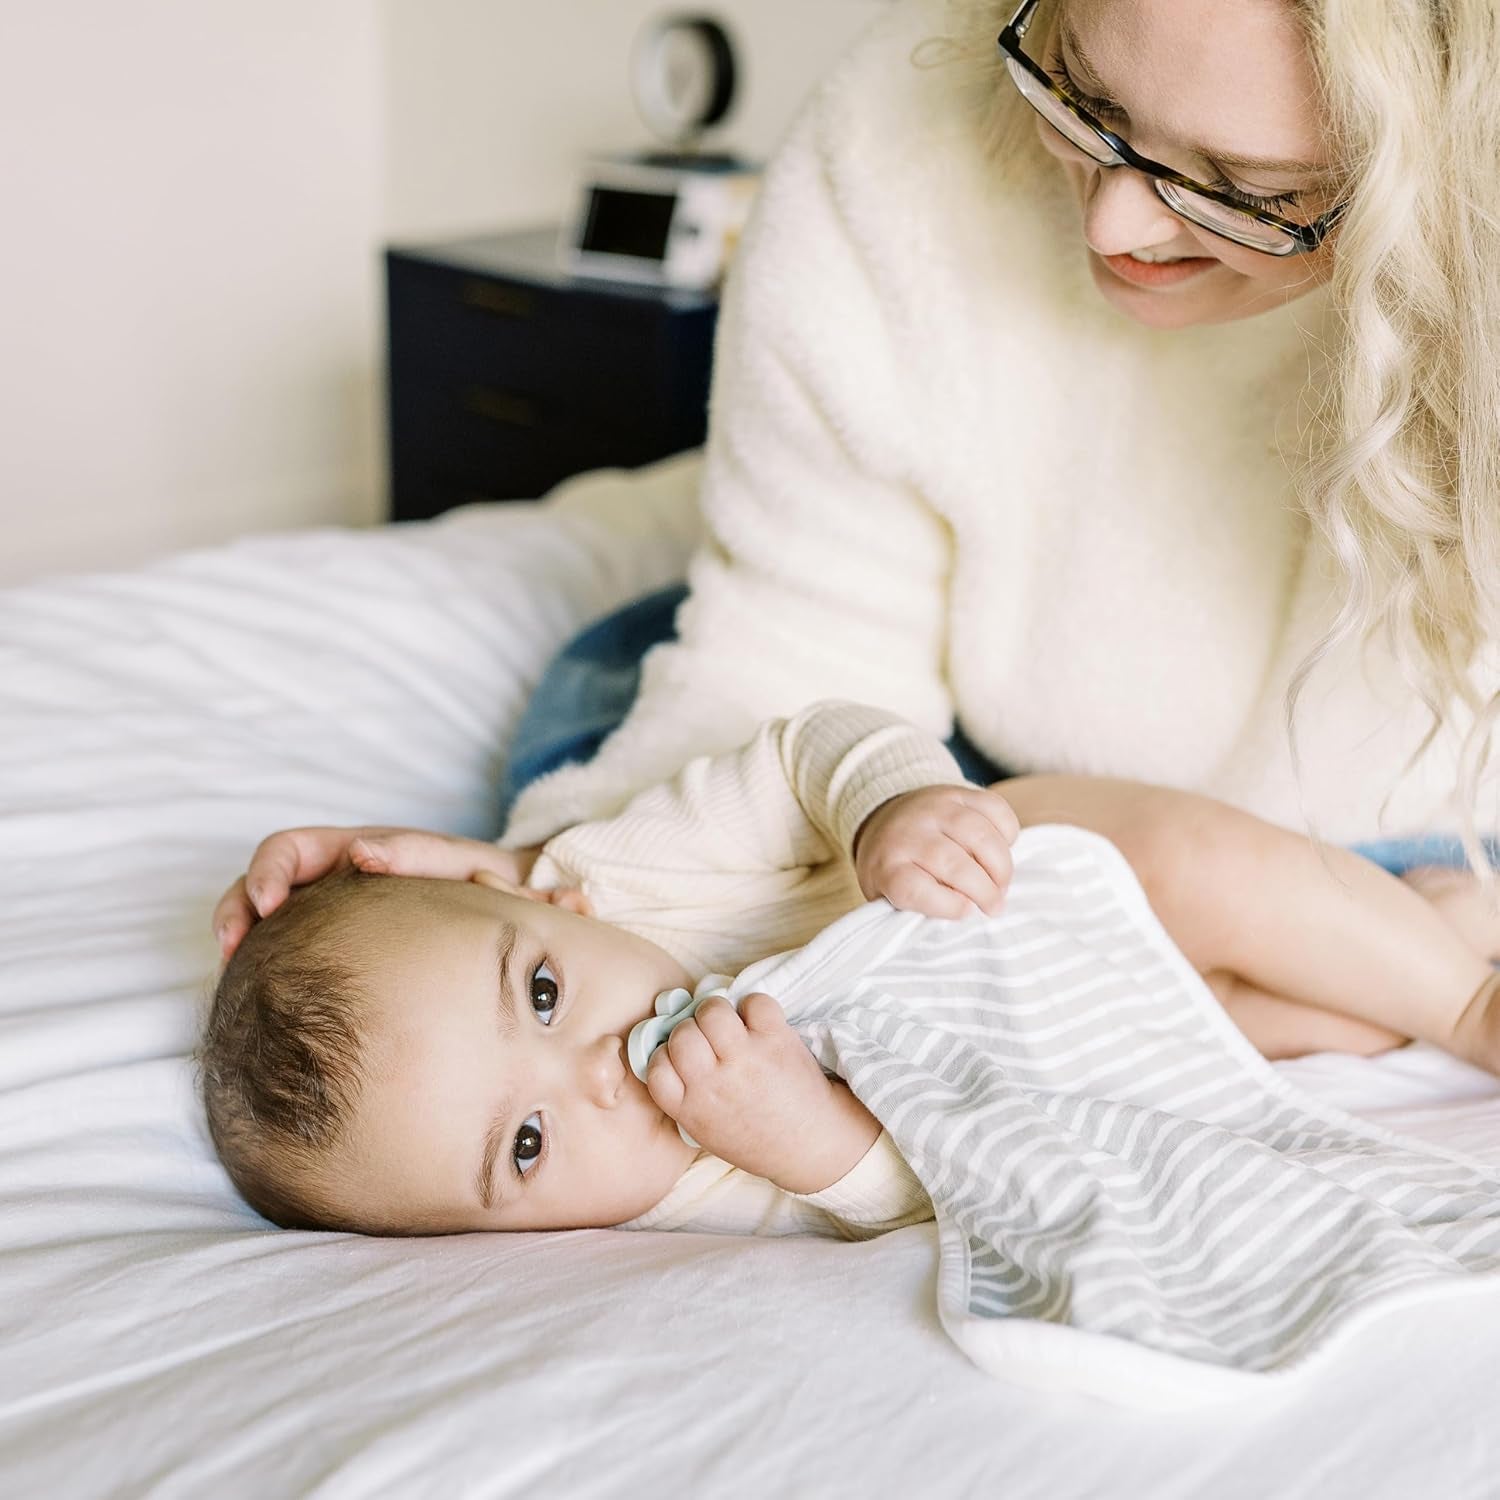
[529,702,953,1240]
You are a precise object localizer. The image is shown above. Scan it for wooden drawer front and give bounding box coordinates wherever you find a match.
[388,257,665,405]
[389,384,703,518]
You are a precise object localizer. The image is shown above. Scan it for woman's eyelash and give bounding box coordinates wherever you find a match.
[1045,64,1302,213]
[1203,175,1301,213]
[1046,63,1119,121]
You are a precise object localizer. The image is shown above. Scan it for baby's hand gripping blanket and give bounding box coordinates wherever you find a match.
[720,826,1500,1409]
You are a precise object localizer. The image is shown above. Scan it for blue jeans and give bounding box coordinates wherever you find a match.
[501,585,1488,878]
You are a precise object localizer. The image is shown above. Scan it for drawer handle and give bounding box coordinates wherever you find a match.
[458,279,537,319]
[460,385,541,428]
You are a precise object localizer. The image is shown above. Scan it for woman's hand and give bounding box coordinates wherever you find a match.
[644,993,880,1196]
[211,828,548,959]
[853,784,1020,919]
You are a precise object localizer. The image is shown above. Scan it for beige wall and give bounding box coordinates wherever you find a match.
[0,2,881,586]
[0,1,385,585]
[382,2,885,240]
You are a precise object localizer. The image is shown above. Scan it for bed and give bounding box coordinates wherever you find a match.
[3,452,1499,1499]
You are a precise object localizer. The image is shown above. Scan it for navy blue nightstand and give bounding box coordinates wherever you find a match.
[385,226,720,523]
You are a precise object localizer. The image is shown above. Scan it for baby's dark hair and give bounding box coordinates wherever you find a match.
[198,866,409,1231]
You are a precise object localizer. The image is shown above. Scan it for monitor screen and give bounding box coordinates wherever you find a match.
[581,188,677,262]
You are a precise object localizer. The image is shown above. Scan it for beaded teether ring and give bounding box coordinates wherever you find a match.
[627,974,736,1147]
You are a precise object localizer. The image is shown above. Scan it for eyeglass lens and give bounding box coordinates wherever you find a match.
[1002,55,1298,255]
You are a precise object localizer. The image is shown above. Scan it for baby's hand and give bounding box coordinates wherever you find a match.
[645,994,875,1195]
[854,784,1019,919]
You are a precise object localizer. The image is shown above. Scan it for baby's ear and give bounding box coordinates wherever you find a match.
[470,870,593,918]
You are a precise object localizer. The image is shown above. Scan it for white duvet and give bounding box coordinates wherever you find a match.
[4,454,1500,1499]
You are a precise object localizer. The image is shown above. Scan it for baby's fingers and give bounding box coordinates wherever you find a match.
[885,867,977,920]
[738,992,789,1035]
[972,787,1021,845]
[947,807,1014,912]
[909,835,1004,916]
[645,1047,686,1118]
[663,1014,718,1079]
[690,995,751,1057]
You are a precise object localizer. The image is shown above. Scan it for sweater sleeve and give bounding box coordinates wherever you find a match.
[792,1129,934,1241]
[528,701,964,974]
[614,1131,933,1242]
[501,50,954,851]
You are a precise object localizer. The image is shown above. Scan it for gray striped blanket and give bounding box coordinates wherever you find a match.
[725,825,1500,1407]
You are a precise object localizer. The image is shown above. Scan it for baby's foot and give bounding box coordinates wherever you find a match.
[1402,866,1500,963]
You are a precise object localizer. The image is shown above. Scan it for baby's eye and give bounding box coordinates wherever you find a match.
[530,961,560,1024]
[513,1113,544,1176]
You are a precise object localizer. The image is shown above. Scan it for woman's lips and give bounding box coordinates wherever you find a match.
[1100,250,1218,288]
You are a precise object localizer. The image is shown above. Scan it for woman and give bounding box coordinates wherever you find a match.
[216,0,1500,954]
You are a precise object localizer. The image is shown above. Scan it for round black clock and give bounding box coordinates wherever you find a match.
[631,15,739,148]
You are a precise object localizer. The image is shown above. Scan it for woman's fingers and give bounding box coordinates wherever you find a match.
[471,871,595,918]
[545,887,594,917]
[244,827,360,917]
[212,875,255,959]
[348,830,520,885]
[353,834,548,890]
[221,826,543,961]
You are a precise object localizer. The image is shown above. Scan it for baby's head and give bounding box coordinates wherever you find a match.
[199,868,697,1235]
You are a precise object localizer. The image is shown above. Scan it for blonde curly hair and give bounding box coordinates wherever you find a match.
[924,0,1500,872]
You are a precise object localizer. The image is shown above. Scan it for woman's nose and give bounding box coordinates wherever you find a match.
[576,1033,627,1109]
[1080,165,1182,257]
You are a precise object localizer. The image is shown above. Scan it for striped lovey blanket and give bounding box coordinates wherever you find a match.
[724,826,1500,1408]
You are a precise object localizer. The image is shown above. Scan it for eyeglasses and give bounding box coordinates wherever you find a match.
[998,0,1344,257]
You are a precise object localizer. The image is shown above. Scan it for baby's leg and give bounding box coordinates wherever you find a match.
[1201,973,1405,1061]
[1401,866,1500,961]
[998,775,1496,1067]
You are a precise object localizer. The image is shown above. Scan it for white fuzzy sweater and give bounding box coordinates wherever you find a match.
[506,0,1472,855]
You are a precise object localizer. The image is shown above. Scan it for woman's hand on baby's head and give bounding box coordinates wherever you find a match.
[645,993,852,1195]
[854,784,1019,920]
[211,826,553,958]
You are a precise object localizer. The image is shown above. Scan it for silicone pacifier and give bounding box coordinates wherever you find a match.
[628,973,736,1147]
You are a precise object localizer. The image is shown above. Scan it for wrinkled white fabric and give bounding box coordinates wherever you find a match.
[5,485,1500,1494]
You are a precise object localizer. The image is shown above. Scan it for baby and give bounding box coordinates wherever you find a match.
[201,702,1500,1239]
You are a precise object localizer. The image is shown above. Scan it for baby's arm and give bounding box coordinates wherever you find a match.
[533,700,1023,964]
[1000,775,1497,1067]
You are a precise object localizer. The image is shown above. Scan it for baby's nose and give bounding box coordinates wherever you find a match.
[578,1034,627,1108]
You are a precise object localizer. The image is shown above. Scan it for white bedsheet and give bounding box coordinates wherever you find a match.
[2,456,1499,1499]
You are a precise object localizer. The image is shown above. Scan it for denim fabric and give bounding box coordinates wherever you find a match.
[499,588,1490,877]
[1347,835,1500,877]
[499,585,692,820]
